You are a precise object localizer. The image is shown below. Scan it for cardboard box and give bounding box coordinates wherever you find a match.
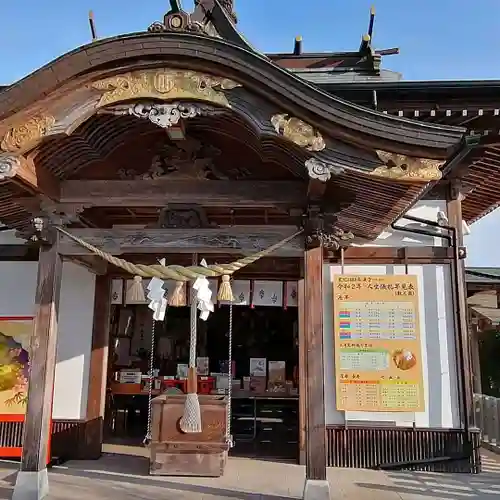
[268,361,286,391]
[177,363,188,379]
[119,370,142,384]
[250,376,266,393]
[243,376,251,391]
[197,357,209,376]
[250,358,266,376]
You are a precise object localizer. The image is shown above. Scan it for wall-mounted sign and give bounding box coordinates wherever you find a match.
[0,316,52,461]
[333,275,425,412]
[251,280,283,307]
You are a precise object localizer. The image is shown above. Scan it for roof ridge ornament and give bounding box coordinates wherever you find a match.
[148,1,238,36]
[217,0,237,23]
[149,3,205,34]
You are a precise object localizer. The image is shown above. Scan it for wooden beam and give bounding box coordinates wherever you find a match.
[0,244,38,261]
[327,246,455,261]
[298,278,307,466]
[13,242,62,500]
[303,245,328,484]
[59,179,305,207]
[307,178,327,202]
[63,255,108,275]
[84,275,112,459]
[57,226,304,257]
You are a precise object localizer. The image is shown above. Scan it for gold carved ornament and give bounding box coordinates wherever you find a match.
[1,115,55,154]
[270,114,325,152]
[370,150,444,182]
[91,70,241,109]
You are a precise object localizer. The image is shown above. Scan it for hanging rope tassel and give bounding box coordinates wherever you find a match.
[179,266,203,433]
[217,275,234,302]
[180,369,202,434]
[127,276,146,303]
[168,280,186,306]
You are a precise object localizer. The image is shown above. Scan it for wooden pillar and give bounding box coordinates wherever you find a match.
[84,274,112,459]
[303,245,329,499]
[470,321,482,395]
[447,181,474,428]
[298,279,306,465]
[13,240,62,500]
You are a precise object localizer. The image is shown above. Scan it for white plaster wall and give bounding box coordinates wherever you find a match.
[0,261,95,420]
[357,200,448,247]
[0,230,27,245]
[323,263,460,429]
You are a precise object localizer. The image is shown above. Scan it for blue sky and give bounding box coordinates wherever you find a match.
[1,0,498,265]
[2,0,500,83]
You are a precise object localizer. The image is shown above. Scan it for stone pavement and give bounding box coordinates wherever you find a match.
[0,451,498,499]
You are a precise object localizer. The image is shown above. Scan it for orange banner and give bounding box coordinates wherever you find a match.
[333,275,424,412]
[0,317,32,415]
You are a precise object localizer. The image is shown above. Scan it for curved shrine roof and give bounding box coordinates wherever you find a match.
[0,3,475,238]
[0,32,464,157]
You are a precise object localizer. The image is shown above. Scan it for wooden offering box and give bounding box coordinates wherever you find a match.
[150,394,229,477]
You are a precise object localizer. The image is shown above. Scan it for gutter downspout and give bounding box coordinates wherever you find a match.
[391,215,471,445]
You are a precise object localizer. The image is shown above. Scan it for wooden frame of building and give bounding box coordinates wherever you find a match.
[0,2,496,499]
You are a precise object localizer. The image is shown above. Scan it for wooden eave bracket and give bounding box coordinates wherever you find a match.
[0,153,60,200]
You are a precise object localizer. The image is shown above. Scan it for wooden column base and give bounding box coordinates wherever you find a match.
[302,479,331,500]
[12,470,49,500]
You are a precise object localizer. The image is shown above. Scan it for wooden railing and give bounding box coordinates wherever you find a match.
[474,393,500,451]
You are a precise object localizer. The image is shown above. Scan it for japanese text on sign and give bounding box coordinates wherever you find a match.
[333,274,425,412]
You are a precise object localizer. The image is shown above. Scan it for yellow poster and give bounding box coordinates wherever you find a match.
[0,317,32,415]
[333,275,424,412]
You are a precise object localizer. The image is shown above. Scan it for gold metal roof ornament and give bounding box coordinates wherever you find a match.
[271,114,325,152]
[1,115,55,154]
[91,69,241,109]
[370,150,444,182]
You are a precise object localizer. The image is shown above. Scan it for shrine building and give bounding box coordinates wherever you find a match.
[0,2,498,499]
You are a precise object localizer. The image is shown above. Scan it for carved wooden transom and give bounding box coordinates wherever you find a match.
[117,136,235,181]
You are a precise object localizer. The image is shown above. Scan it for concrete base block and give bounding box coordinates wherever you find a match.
[12,469,49,500]
[303,479,331,500]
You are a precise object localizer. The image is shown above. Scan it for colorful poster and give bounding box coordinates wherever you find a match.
[0,317,32,415]
[333,275,424,412]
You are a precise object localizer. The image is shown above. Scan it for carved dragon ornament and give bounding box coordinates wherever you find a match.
[371,150,444,182]
[0,115,55,156]
[271,114,325,152]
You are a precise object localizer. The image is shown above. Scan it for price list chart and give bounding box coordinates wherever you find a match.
[333,275,425,412]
